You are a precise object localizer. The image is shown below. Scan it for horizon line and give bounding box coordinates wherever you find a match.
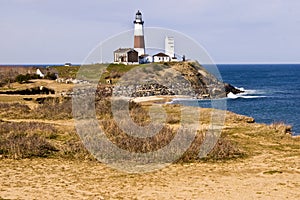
[1,62,300,66]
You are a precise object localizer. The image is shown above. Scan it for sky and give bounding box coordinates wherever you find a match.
[0,0,300,64]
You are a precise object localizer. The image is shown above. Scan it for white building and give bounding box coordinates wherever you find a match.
[36,68,45,78]
[36,68,58,79]
[153,53,171,62]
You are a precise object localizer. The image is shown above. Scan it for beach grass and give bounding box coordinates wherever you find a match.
[0,93,296,163]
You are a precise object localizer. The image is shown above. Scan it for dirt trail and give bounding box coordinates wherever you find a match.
[1,118,75,127]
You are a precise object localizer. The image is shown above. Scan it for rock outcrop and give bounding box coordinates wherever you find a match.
[111,62,243,99]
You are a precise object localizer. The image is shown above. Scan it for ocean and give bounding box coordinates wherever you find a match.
[172,64,300,135]
[208,64,300,136]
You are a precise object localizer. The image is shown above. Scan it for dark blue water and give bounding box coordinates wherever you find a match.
[217,64,300,135]
[175,64,300,135]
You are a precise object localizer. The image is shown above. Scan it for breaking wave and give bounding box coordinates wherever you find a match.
[227,87,267,99]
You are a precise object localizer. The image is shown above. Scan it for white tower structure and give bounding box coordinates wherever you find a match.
[134,10,145,56]
[165,36,175,58]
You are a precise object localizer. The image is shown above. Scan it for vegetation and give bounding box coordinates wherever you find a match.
[0,98,72,120]
[0,67,31,87]
[1,95,293,162]
[53,66,80,79]
[0,66,59,87]
[0,122,57,159]
[0,120,91,159]
[44,72,57,80]
[15,74,30,84]
[263,170,283,175]
[0,97,237,161]
[0,64,299,199]
[0,63,298,164]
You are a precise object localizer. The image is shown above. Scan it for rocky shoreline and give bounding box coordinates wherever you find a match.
[100,62,243,99]
[112,82,243,99]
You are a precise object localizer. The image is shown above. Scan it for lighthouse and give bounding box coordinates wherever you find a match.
[134,10,145,56]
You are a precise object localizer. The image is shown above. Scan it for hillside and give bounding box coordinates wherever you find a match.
[0,62,299,199]
[0,62,241,100]
[79,62,242,99]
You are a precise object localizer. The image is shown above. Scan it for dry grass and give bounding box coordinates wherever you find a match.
[6,79,74,94]
[0,98,72,120]
[100,119,176,153]
[270,121,293,135]
[93,99,244,162]
[0,96,247,162]
[0,121,57,159]
[0,120,91,160]
[0,102,30,118]
[204,137,244,160]
[0,95,25,102]
[0,85,298,163]
[33,97,73,120]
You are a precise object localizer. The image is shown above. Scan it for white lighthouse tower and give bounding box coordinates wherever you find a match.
[165,36,178,61]
[165,36,175,58]
[134,10,145,56]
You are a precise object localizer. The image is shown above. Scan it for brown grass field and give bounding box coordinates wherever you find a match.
[0,79,299,199]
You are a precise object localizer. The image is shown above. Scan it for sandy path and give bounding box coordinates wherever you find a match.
[1,153,299,200]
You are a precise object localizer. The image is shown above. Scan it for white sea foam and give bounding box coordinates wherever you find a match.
[244,89,266,95]
[168,87,267,103]
[241,95,267,99]
[235,87,245,91]
[227,91,267,99]
[227,92,239,99]
[235,86,266,95]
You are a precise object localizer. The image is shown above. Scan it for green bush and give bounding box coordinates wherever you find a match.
[15,73,41,84]
[44,72,57,80]
[15,74,30,83]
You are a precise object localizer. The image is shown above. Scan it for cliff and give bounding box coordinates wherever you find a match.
[110,62,242,99]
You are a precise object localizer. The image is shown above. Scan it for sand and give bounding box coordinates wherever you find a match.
[1,152,299,200]
[132,96,166,103]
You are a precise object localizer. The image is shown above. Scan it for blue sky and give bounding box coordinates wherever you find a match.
[0,0,299,64]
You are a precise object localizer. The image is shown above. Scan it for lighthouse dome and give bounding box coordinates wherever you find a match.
[136,10,142,16]
[134,10,143,23]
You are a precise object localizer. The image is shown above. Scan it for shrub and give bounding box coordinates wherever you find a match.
[32,98,73,120]
[15,74,30,83]
[0,121,90,159]
[203,137,244,161]
[100,119,176,153]
[15,73,41,84]
[44,72,57,80]
[0,132,57,159]
[0,103,30,119]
